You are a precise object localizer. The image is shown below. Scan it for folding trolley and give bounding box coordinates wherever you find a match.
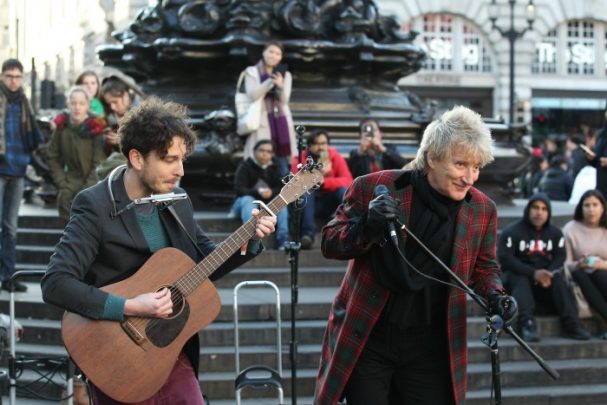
[233,280,284,405]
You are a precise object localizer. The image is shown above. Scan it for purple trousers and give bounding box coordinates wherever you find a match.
[89,353,205,405]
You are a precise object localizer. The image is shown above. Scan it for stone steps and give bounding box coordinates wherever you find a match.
[6,202,605,404]
[3,283,607,403]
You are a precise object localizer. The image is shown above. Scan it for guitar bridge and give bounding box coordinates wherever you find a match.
[121,320,146,345]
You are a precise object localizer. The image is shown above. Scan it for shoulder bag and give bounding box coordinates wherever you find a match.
[235,70,262,136]
[562,265,593,319]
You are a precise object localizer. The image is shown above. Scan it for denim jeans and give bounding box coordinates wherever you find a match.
[0,176,24,282]
[275,155,291,177]
[230,195,289,246]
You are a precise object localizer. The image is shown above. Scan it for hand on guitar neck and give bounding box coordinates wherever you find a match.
[251,208,277,239]
[122,209,275,319]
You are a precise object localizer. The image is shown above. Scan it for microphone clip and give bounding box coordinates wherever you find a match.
[113,192,188,217]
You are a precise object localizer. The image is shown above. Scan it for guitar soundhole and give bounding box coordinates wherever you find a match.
[145,285,189,348]
[165,285,184,318]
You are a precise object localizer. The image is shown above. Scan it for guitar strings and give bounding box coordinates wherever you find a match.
[125,196,288,332]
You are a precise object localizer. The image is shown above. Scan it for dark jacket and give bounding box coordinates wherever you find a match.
[539,167,573,201]
[592,127,607,197]
[497,193,565,278]
[347,145,407,178]
[42,169,263,374]
[233,157,283,202]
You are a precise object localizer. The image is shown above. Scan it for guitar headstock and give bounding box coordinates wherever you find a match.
[279,165,323,205]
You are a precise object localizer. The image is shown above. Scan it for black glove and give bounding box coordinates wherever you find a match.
[487,289,518,328]
[364,194,399,243]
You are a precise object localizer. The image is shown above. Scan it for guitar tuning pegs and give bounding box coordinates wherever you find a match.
[281,173,294,185]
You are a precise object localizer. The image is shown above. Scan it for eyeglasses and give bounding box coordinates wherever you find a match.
[256,148,273,154]
[3,74,23,81]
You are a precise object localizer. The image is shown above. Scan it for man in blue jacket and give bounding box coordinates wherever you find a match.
[0,59,43,292]
[498,193,590,341]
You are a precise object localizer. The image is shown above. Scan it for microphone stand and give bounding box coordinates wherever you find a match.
[283,125,307,405]
[393,219,559,404]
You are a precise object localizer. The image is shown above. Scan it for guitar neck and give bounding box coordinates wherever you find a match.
[175,196,287,296]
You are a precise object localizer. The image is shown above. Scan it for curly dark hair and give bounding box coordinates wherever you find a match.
[573,189,607,228]
[118,96,196,164]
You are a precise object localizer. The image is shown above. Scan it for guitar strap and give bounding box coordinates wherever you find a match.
[167,205,207,259]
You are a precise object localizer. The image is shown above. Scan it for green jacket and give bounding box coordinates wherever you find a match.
[47,121,106,219]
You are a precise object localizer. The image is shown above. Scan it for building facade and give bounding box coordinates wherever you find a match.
[0,0,147,109]
[383,0,607,141]
[1,0,606,142]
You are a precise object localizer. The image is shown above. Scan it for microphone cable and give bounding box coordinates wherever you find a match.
[387,221,485,304]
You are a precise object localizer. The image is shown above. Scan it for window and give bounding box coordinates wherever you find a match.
[566,21,594,75]
[406,14,493,74]
[532,30,557,74]
[463,22,492,72]
[533,20,606,76]
[421,14,453,71]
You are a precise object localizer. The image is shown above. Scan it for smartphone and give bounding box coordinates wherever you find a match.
[579,144,596,159]
[272,64,288,76]
[364,125,374,139]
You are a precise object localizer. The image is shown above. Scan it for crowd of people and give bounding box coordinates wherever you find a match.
[521,125,607,205]
[2,43,607,405]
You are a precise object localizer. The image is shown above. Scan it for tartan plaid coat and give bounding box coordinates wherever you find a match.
[314,170,503,405]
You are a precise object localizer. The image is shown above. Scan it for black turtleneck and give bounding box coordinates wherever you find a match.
[381,172,463,329]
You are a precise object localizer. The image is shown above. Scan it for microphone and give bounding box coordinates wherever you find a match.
[373,184,399,247]
[133,192,188,206]
[112,192,188,217]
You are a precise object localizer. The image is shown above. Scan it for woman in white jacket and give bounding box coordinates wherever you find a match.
[242,41,296,176]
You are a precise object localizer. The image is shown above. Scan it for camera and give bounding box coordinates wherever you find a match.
[272,64,288,76]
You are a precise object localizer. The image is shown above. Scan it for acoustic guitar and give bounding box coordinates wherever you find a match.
[61,165,322,403]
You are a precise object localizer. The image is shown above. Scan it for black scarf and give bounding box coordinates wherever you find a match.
[0,81,22,103]
[371,171,462,327]
[371,171,461,292]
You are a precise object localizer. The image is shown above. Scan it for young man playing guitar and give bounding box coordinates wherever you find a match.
[41,97,277,404]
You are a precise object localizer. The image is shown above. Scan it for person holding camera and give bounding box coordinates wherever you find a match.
[347,118,407,179]
[240,41,296,176]
[95,73,145,179]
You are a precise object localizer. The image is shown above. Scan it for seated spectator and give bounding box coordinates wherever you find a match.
[47,86,106,221]
[347,118,406,178]
[230,140,289,249]
[541,135,559,162]
[538,155,573,201]
[522,153,548,197]
[292,129,353,249]
[563,189,607,340]
[75,70,104,117]
[565,134,588,180]
[498,193,590,341]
